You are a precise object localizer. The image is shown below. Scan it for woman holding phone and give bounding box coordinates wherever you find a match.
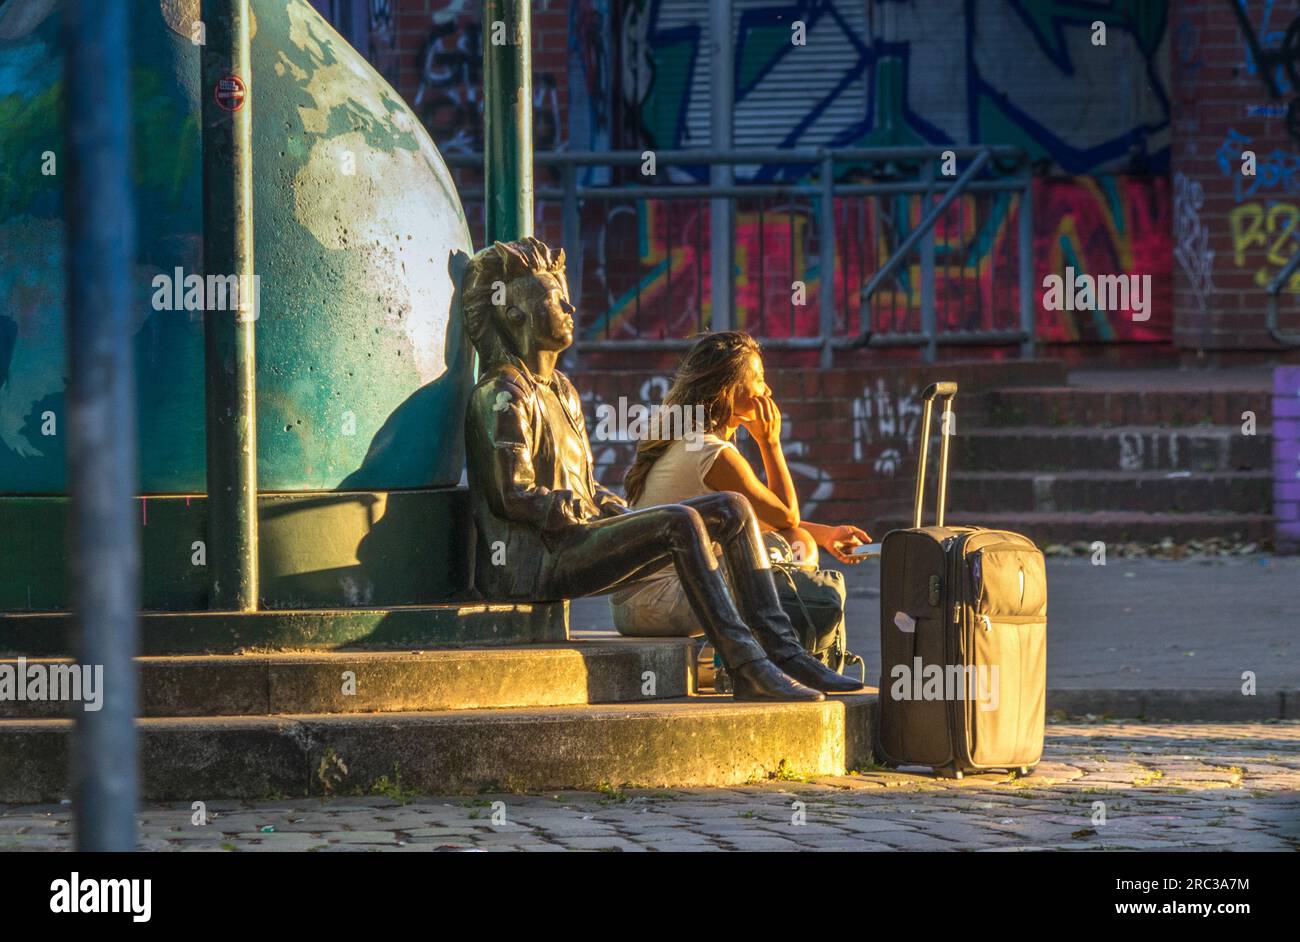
[611,330,872,639]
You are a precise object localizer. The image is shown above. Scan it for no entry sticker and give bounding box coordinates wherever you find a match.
[214,74,246,112]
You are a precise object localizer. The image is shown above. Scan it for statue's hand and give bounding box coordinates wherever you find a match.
[598,490,629,516]
[543,489,587,532]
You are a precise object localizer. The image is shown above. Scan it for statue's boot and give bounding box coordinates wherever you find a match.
[721,543,866,695]
[675,562,822,702]
[732,657,823,702]
[777,649,866,694]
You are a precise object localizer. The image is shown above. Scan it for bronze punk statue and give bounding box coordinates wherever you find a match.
[461,237,864,701]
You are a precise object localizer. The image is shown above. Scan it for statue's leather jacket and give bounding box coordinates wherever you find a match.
[465,358,626,599]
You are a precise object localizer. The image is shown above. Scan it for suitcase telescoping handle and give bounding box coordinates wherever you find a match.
[912,381,958,529]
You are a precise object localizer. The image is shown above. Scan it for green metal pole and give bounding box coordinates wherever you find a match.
[483,0,533,242]
[201,0,259,611]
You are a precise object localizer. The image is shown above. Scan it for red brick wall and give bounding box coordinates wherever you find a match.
[1170,0,1300,350]
[569,361,1064,535]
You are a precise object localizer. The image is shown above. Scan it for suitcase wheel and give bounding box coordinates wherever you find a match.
[935,764,962,780]
[1018,766,1032,778]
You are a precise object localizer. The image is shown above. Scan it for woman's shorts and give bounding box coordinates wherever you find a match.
[610,576,702,638]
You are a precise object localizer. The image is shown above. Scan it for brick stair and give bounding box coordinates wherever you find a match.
[881,381,1275,546]
[947,469,1272,514]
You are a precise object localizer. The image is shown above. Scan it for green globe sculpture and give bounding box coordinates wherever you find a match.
[0,0,484,620]
[0,0,474,494]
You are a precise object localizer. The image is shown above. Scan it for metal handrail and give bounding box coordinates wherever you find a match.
[443,144,1024,168]
[444,144,1033,363]
[848,149,992,350]
[1266,247,1300,347]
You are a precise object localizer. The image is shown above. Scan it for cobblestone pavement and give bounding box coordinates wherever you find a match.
[2,722,1296,852]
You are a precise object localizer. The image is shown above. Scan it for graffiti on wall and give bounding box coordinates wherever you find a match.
[565,0,1174,344]
[1212,126,1300,293]
[1034,176,1173,341]
[414,13,561,153]
[568,0,614,171]
[576,175,1172,345]
[577,374,835,516]
[588,0,1170,177]
[852,378,922,478]
[1228,200,1300,292]
[1173,172,1217,313]
[368,0,399,90]
[1216,128,1300,203]
[1227,0,1300,140]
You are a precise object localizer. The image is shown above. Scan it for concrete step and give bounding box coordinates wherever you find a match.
[0,694,876,801]
[0,640,696,719]
[0,603,569,656]
[985,387,1272,428]
[947,470,1272,514]
[876,512,1273,545]
[950,426,1272,472]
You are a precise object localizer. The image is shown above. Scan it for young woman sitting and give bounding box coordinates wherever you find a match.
[611,330,871,638]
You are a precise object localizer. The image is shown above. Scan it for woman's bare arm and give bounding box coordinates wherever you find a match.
[704,445,798,530]
[802,520,873,564]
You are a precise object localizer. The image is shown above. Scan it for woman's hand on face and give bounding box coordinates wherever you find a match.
[740,394,781,447]
[819,524,872,565]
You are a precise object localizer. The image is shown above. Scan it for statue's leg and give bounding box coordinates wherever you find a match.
[682,492,865,694]
[678,492,804,662]
[541,506,769,670]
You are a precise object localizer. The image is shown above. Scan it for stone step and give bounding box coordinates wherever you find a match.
[947,470,1272,514]
[875,512,1273,545]
[950,426,1272,472]
[0,603,569,656]
[0,640,696,719]
[0,694,876,801]
[984,387,1272,428]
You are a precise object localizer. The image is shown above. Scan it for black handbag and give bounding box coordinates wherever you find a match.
[764,533,866,681]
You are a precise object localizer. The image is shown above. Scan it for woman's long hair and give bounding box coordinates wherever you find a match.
[623,330,762,505]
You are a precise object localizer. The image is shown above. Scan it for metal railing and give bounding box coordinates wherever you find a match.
[446,144,1034,366]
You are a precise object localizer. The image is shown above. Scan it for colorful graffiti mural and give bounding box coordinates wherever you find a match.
[1034,176,1173,341]
[564,0,1173,344]
[576,175,1172,345]
[588,0,1170,176]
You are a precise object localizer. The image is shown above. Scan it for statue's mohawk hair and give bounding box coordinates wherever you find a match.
[462,237,567,367]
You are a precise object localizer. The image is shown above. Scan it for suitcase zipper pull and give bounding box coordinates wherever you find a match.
[981,614,992,632]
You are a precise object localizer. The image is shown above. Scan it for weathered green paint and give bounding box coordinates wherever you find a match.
[0,0,474,494]
[0,489,478,612]
[201,0,260,609]
[483,0,533,242]
[0,602,570,656]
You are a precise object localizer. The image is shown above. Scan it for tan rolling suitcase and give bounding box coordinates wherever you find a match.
[874,381,1047,778]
